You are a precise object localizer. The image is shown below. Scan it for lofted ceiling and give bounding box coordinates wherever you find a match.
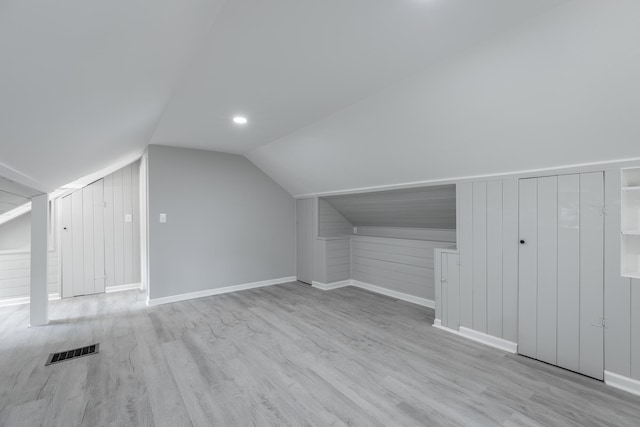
[0,0,569,193]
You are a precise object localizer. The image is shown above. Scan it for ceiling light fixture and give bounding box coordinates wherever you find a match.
[233,116,248,125]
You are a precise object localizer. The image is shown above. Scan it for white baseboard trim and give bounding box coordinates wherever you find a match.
[312,280,351,290]
[0,293,60,308]
[106,283,142,293]
[146,276,296,307]
[432,323,517,354]
[458,327,518,354]
[605,371,640,397]
[351,280,435,309]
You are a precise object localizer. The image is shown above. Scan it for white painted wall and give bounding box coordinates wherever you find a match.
[248,0,640,196]
[146,145,295,301]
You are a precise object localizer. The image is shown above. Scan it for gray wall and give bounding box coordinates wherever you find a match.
[0,213,31,250]
[147,145,295,300]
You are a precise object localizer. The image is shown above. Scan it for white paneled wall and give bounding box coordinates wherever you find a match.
[61,162,141,297]
[314,237,350,285]
[351,235,453,301]
[604,169,640,382]
[0,250,58,304]
[458,179,519,342]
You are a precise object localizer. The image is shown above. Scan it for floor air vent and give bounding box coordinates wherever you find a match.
[45,344,100,366]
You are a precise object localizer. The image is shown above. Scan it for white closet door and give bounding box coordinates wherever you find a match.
[296,199,314,285]
[82,184,95,295]
[92,180,106,294]
[61,180,106,297]
[518,178,538,359]
[71,190,85,297]
[579,172,605,379]
[536,176,558,366]
[557,174,580,373]
[518,173,604,380]
[60,195,74,299]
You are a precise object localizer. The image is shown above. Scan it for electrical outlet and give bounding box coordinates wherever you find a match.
[159,213,167,223]
[124,214,132,223]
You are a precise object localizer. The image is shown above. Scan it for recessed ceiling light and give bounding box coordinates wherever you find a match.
[233,116,248,125]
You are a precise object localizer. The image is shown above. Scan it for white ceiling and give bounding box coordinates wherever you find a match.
[0,0,568,191]
[248,0,640,196]
[0,0,228,190]
[150,0,568,154]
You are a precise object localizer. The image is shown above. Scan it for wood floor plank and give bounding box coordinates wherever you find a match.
[0,282,639,426]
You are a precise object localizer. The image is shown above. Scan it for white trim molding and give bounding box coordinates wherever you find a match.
[351,280,435,308]
[458,327,518,354]
[312,279,435,309]
[432,322,518,354]
[146,276,296,307]
[106,283,142,293]
[312,280,351,290]
[604,371,640,397]
[0,293,60,308]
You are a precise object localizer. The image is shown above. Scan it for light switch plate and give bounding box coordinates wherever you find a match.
[159,213,167,223]
[124,214,132,223]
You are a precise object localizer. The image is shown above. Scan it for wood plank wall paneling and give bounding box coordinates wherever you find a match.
[318,199,352,237]
[0,251,58,299]
[579,172,605,379]
[326,238,350,283]
[351,235,454,300]
[323,185,456,229]
[104,174,115,288]
[502,179,519,342]
[604,169,632,378]
[486,181,503,338]
[459,179,519,341]
[113,168,125,286]
[458,183,474,329]
[536,176,558,365]
[557,174,580,372]
[472,182,488,333]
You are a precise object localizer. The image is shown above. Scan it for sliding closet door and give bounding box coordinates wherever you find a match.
[296,199,314,285]
[518,173,604,380]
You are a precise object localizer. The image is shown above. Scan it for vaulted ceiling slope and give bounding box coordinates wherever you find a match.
[0,0,228,190]
[0,0,567,192]
[248,0,640,196]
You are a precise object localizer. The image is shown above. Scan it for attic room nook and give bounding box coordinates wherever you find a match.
[296,185,457,307]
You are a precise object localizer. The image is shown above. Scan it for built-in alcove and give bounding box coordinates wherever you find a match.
[314,185,457,304]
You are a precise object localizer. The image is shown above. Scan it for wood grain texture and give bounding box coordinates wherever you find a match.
[1,284,639,426]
